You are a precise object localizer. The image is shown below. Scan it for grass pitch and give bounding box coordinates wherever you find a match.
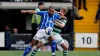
[0,51,100,56]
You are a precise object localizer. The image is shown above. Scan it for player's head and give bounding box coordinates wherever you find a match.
[60,7,68,15]
[48,6,55,16]
[38,2,44,10]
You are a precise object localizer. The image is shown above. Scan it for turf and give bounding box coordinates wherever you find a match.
[0,51,100,56]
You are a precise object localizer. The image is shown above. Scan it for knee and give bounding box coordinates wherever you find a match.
[30,40,37,46]
[61,43,69,50]
[37,42,43,48]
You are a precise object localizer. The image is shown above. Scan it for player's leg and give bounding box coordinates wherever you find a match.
[58,39,69,56]
[23,29,44,56]
[31,29,47,56]
[31,42,44,56]
[60,42,69,56]
[45,27,56,56]
[48,35,56,56]
[54,34,69,56]
[23,23,38,56]
[31,39,46,56]
[23,39,38,56]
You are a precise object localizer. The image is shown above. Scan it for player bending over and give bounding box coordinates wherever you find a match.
[21,6,66,56]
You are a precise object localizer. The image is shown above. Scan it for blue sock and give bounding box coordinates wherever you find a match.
[51,40,56,56]
[23,45,32,56]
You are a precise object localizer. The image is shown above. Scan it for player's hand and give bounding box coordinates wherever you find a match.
[21,10,26,14]
[54,20,57,23]
[60,16,67,19]
[57,12,64,16]
[56,20,61,23]
[55,19,62,24]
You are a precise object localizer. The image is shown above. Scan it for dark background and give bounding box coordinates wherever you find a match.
[0,9,73,34]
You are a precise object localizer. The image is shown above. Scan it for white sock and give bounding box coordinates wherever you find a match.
[52,53,55,55]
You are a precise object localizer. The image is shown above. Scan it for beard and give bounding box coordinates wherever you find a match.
[48,13,53,17]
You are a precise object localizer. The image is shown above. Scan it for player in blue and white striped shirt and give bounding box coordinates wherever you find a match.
[21,6,66,56]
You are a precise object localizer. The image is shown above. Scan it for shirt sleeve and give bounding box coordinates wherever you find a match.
[37,11,45,16]
[35,8,40,12]
[62,19,67,24]
[55,14,60,20]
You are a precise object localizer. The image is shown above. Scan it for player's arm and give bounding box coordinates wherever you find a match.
[55,11,64,16]
[55,13,67,20]
[21,10,45,16]
[54,19,66,28]
[21,10,37,14]
[60,16,67,19]
[58,12,67,19]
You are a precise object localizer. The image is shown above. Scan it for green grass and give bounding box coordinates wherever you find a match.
[0,51,100,56]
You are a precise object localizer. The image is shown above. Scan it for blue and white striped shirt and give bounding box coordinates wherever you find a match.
[37,11,60,29]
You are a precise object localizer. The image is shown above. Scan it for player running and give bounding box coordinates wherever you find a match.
[21,6,66,56]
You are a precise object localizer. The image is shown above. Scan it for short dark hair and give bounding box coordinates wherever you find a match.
[49,6,55,9]
[38,2,44,5]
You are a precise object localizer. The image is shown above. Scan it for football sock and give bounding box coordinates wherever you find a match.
[31,48,38,56]
[51,40,56,56]
[23,44,32,56]
[63,50,68,56]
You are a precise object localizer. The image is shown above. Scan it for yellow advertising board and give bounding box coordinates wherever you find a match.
[74,0,99,50]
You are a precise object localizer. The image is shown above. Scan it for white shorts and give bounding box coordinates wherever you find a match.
[52,32,69,46]
[33,29,50,44]
[57,39,69,51]
[53,33,69,51]
[53,34,64,45]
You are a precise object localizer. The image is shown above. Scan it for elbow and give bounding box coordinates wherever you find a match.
[30,11,34,14]
[31,11,35,14]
